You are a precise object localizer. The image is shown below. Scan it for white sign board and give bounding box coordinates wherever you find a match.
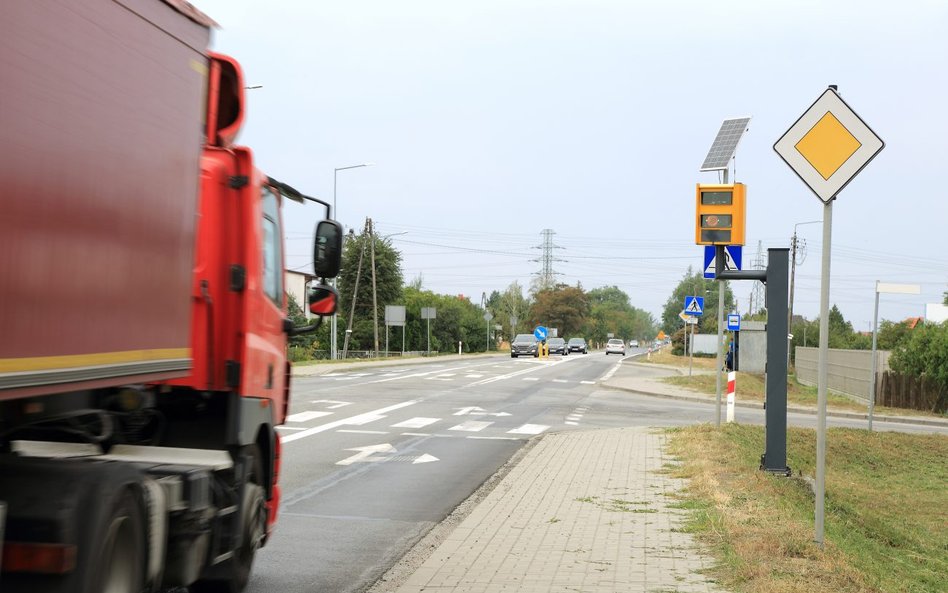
[774,87,884,203]
[385,305,406,326]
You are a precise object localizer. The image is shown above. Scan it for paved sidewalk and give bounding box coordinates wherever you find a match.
[392,427,726,593]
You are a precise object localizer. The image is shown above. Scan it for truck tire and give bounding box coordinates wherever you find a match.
[89,488,146,593]
[190,445,266,593]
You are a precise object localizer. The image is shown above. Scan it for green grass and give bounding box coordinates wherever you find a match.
[666,424,948,593]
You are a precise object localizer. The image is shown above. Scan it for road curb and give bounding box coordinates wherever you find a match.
[602,379,948,429]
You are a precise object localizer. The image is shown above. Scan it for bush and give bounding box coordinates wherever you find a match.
[288,345,312,363]
[889,321,948,396]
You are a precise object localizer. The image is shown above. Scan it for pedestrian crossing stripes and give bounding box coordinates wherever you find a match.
[278,413,551,438]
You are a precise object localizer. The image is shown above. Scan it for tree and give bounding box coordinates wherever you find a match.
[529,284,589,338]
[877,320,914,351]
[660,268,734,336]
[497,281,531,339]
[336,226,404,352]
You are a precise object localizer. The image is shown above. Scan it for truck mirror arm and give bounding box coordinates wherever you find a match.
[267,176,332,219]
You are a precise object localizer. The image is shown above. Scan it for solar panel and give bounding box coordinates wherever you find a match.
[700,117,751,171]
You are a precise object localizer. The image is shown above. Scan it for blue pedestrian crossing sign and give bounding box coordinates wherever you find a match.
[703,245,743,279]
[534,325,548,341]
[727,313,741,331]
[683,296,704,316]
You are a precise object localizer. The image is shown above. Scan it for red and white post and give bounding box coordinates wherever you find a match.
[726,371,736,423]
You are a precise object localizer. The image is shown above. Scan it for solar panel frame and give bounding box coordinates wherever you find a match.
[700,117,751,172]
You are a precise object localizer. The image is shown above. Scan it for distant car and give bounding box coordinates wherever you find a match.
[605,338,626,355]
[511,333,539,358]
[547,337,568,355]
[567,337,588,354]
[629,340,639,348]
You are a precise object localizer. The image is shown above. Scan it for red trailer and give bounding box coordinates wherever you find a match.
[0,2,342,591]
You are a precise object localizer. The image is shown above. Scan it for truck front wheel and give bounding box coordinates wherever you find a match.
[191,445,266,593]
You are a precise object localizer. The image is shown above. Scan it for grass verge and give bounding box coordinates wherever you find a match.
[665,424,948,593]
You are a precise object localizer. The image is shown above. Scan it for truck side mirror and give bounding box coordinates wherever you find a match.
[308,284,338,317]
[314,220,342,278]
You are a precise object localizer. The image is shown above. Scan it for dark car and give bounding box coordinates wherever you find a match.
[511,333,539,358]
[547,337,568,355]
[567,337,587,354]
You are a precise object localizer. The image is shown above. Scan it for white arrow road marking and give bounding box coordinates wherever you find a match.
[336,444,440,466]
[507,424,549,435]
[336,443,396,465]
[285,411,333,423]
[392,417,440,429]
[282,400,418,444]
[449,421,492,432]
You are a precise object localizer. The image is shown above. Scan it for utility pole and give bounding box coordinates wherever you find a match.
[342,227,366,359]
[788,220,820,361]
[368,218,379,357]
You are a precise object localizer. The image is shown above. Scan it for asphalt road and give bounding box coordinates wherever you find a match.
[239,351,946,593]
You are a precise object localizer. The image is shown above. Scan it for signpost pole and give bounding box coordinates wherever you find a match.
[715,246,725,427]
[689,321,695,377]
[869,284,881,432]
[815,200,833,547]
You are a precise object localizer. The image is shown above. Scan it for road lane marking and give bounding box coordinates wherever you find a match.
[392,417,440,429]
[552,379,568,383]
[337,429,389,435]
[454,407,510,417]
[448,421,492,432]
[581,380,595,384]
[523,377,539,381]
[507,424,549,435]
[275,426,306,431]
[282,400,419,444]
[368,365,471,384]
[565,421,578,426]
[467,436,520,441]
[311,400,352,409]
[336,443,395,465]
[286,411,333,423]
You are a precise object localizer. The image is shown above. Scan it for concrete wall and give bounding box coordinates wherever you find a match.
[794,347,891,401]
[690,334,723,355]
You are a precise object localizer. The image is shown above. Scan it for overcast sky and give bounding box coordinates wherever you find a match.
[194,0,947,331]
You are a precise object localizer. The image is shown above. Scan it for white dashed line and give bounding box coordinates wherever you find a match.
[507,424,549,435]
[392,417,440,429]
[448,421,493,432]
[285,411,332,423]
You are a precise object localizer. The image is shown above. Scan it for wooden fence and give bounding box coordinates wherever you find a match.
[877,372,947,414]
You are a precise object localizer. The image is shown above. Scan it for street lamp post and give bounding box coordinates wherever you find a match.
[330,162,373,360]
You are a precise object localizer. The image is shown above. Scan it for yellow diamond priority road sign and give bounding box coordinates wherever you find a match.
[774,87,884,203]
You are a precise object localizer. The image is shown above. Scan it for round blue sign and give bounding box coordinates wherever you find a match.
[534,326,548,341]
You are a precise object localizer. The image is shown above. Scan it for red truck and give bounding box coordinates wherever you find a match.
[0,1,342,591]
